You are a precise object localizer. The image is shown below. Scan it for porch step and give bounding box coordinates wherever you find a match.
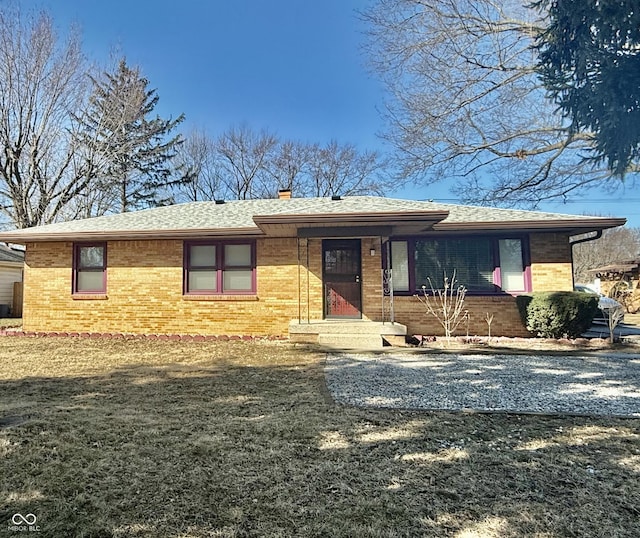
[317,333,386,350]
[289,320,407,349]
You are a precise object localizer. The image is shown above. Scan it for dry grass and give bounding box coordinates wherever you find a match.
[0,337,639,537]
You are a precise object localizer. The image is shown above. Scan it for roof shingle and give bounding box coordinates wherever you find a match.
[0,244,25,263]
[0,196,625,241]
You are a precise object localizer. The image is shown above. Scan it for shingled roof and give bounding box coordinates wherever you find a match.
[589,260,640,275]
[0,244,25,264]
[0,196,626,242]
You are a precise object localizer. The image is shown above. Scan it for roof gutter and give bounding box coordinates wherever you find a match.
[0,227,265,243]
[434,217,626,233]
[569,229,603,246]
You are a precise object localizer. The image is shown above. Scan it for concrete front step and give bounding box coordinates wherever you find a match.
[317,333,385,350]
[289,320,407,349]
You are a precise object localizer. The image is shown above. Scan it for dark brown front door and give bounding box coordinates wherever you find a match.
[323,239,362,319]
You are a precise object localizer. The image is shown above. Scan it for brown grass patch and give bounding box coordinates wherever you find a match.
[0,337,639,536]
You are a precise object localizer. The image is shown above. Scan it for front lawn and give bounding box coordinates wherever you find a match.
[1,338,639,537]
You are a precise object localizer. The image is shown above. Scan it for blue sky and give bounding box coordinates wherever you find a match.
[19,0,640,226]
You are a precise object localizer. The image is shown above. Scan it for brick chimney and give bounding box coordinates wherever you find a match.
[278,189,292,200]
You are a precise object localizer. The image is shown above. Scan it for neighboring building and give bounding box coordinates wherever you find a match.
[0,194,626,342]
[0,243,24,317]
[590,260,640,313]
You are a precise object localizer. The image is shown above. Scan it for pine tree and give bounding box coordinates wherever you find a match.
[535,0,640,176]
[80,59,188,212]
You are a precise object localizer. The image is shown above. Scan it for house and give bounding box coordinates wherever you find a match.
[0,193,626,344]
[0,243,24,317]
[590,259,640,314]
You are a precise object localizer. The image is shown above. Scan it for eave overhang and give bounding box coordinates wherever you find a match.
[589,260,640,274]
[0,227,264,243]
[432,217,627,235]
[253,210,450,237]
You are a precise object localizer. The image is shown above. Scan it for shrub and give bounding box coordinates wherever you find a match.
[415,270,467,345]
[516,291,599,338]
[515,295,533,326]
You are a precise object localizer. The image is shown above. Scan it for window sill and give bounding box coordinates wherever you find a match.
[72,294,108,300]
[183,294,259,301]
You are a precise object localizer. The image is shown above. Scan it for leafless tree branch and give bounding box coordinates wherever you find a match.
[361,0,634,206]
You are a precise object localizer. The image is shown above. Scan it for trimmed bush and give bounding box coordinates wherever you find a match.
[515,295,533,326]
[516,291,599,338]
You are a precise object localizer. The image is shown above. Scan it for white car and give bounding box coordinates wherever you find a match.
[574,284,625,323]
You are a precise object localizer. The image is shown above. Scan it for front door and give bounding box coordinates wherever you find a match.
[323,239,362,319]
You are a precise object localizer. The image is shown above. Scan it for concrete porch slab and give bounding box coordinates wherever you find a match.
[289,320,407,349]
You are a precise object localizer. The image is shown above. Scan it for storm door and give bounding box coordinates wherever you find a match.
[322,239,362,318]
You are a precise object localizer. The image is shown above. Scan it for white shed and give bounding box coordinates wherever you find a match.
[0,244,24,317]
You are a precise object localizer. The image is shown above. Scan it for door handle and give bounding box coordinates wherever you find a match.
[355,275,360,283]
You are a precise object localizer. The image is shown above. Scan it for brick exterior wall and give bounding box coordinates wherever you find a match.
[529,232,574,292]
[391,233,574,337]
[24,238,301,336]
[22,232,574,337]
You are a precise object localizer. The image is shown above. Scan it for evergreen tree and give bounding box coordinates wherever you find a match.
[535,0,640,176]
[80,59,187,212]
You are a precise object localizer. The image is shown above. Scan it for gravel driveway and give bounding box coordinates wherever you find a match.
[325,352,640,417]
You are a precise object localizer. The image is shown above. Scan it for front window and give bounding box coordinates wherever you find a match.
[73,243,106,293]
[498,239,526,292]
[390,240,410,292]
[390,237,529,294]
[185,241,255,294]
[188,244,217,292]
[415,238,495,292]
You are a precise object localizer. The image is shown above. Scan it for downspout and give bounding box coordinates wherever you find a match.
[306,239,310,324]
[380,236,384,323]
[569,230,603,288]
[297,237,301,324]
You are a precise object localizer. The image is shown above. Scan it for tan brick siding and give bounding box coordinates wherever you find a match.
[24,239,301,336]
[360,237,384,322]
[529,233,573,291]
[393,294,530,337]
[22,231,575,337]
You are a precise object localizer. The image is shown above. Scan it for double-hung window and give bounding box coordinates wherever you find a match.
[73,243,107,294]
[185,241,255,294]
[390,236,529,294]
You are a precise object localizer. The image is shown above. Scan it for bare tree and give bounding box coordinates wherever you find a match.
[605,307,625,344]
[573,227,640,283]
[306,140,388,197]
[172,125,391,202]
[361,0,631,207]
[265,139,313,197]
[0,8,96,229]
[172,128,223,202]
[216,124,278,200]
